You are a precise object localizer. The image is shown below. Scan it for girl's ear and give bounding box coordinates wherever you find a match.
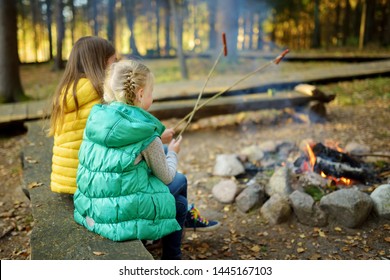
[138,88,144,97]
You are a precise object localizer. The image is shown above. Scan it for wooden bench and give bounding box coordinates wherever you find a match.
[22,120,153,260]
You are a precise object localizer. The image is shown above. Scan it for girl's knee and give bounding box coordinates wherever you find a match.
[174,172,187,186]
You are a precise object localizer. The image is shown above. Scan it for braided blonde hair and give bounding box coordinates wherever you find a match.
[103,60,153,105]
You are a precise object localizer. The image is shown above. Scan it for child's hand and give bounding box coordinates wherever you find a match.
[168,135,182,154]
[161,128,175,144]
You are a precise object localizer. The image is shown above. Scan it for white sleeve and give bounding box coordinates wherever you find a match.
[141,137,177,185]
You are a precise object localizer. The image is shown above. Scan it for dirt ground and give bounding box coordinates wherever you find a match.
[0,88,389,260]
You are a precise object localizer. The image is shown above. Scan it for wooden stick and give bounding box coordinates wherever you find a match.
[357,154,390,158]
[174,49,290,130]
[177,33,228,137]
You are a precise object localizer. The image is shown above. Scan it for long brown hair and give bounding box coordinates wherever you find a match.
[48,36,115,136]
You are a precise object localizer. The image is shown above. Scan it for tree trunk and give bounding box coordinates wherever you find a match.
[69,0,76,45]
[217,0,239,61]
[162,0,171,56]
[90,0,99,36]
[334,1,341,45]
[207,0,217,50]
[0,0,25,103]
[46,0,53,60]
[342,0,351,46]
[364,0,376,44]
[257,18,264,50]
[123,0,140,56]
[382,0,390,46]
[107,0,116,44]
[359,0,367,50]
[54,0,65,70]
[248,11,254,50]
[169,0,188,79]
[155,0,161,56]
[312,0,321,48]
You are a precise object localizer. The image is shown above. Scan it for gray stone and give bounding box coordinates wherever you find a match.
[236,180,267,213]
[260,194,291,225]
[239,145,264,163]
[370,184,390,219]
[320,189,373,228]
[213,154,245,177]
[24,121,153,260]
[266,166,292,197]
[212,179,238,204]
[289,190,328,226]
[259,140,280,153]
[344,142,370,156]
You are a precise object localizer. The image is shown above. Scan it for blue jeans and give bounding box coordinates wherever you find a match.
[161,172,188,259]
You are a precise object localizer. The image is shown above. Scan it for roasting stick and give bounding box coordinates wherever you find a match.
[173,49,290,131]
[177,33,228,138]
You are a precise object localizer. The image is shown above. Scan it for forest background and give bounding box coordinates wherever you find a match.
[0,0,390,103]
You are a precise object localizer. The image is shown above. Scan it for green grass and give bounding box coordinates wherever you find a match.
[321,77,390,106]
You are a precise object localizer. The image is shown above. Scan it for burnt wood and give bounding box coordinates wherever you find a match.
[312,143,375,183]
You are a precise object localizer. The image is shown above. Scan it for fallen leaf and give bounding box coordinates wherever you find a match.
[319,230,326,238]
[309,253,321,260]
[251,245,261,252]
[24,156,38,164]
[93,251,105,256]
[28,182,44,189]
[334,227,342,232]
[297,247,305,253]
[384,237,390,243]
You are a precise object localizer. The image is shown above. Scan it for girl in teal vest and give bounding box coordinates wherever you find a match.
[74,60,186,259]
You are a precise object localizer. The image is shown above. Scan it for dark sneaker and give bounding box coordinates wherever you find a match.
[185,205,221,232]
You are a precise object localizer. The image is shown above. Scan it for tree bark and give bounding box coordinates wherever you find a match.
[162,0,171,55]
[207,0,217,50]
[46,0,54,60]
[155,0,161,56]
[0,0,25,102]
[54,0,65,70]
[342,0,351,46]
[382,0,390,46]
[364,0,376,44]
[359,0,367,50]
[217,0,239,61]
[123,0,140,56]
[69,0,76,45]
[169,0,188,79]
[312,0,321,48]
[107,0,116,44]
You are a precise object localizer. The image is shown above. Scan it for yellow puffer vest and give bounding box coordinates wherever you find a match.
[50,78,101,194]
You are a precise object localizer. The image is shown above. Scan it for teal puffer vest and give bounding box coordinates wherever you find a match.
[73,102,181,241]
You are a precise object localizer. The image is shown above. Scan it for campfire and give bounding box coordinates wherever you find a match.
[294,140,377,188]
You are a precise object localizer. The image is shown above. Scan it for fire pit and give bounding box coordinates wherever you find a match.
[211,139,390,228]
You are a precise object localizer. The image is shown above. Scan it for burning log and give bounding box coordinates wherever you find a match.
[311,143,375,183]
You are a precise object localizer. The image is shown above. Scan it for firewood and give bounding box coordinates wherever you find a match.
[294,84,336,103]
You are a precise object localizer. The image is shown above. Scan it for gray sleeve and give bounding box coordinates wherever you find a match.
[141,137,177,185]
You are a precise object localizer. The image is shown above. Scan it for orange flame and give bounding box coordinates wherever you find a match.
[306,144,316,170]
[305,143,352,186]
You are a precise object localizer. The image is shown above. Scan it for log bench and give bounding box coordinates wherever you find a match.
[22,120,153,260]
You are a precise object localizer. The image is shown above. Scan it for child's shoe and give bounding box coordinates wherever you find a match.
[185,204,221,232]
